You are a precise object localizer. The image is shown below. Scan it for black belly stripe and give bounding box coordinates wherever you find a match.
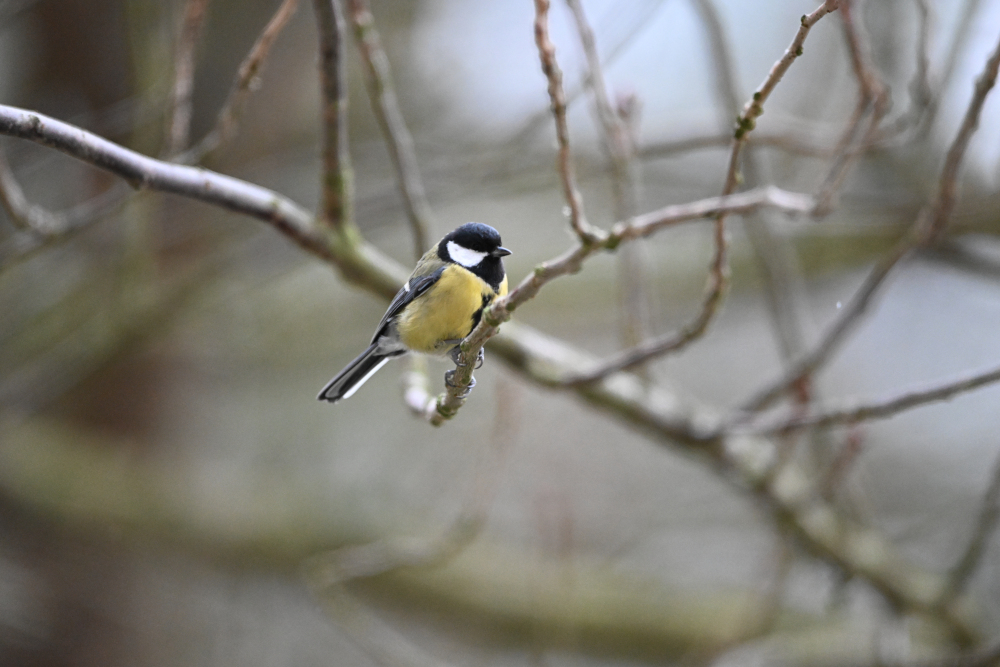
[470,292,493,330]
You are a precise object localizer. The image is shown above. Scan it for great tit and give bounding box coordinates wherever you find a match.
[318,222,511,403]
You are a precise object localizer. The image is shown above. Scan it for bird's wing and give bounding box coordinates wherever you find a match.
[371,266,446,343]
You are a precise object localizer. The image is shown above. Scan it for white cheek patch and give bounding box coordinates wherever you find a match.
[447,240,487,268]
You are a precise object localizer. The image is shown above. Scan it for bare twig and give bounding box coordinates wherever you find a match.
[813,0,890,214]
[564,2,836,392]
[566,0,631,163]
[0,102,984,640]
[926,38,1000,240]
[185,0,300,163]
[910,0,934,114]
[691,0,742,117]
[947,450,1000,597]
[425,186,816,404]
[684,0,839,382]
[641,131,837,160]
[347,0,432,260]
[0,104,808,409]
[621,185,816,240]
[838,0,888,123]
[508,0,669,151]
[313,0,354,233]
[559,289,726,384]
[742,360,1000,435]
[879,0,934,141]
[0,148,132,267]
[923,0,984,133]
[0,105,354,275]
[820,426,863,500]
[733,1,841,141]
[693,0,812,370]
[740,224,916,413]
[0,147,56,233]
[613,109,653,357]
[743,30,1000,413]
[165,0,211,157]
[533,0,606,246]
[566,0,651,358]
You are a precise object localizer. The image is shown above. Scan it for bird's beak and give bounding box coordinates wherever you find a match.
[492,247,512,257]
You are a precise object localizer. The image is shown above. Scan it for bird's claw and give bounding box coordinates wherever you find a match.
[449,346,485,369]
[444,369,476,399]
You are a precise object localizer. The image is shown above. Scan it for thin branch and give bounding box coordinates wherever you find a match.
[422,186,816,410]
[910,0,934,113]
[838,0,888,122]
[347,0,432,260]
[813,0,890,214]
[0,104,810,411]
[0,147,132,268]
[641,131,837,160]
[553,69,821,392]
[558,269,721,385]
[691,0,741,120]
[820,426,863,500]
[923,0,984,133]
[164,0,211,157]
[0,146,56,233]
[947,450,1000,597]
[879,0,934,140]
[312,0,354,233]
[732,0,841,141]
[680,0,840,385]
[508,0,669,151]
[566,0,628,153]
[561,206,814,385]
[566,0,651,359]
[0,104,337,269]
[927,33,1000,240]
[185,0,300,163]
[740,223,918,413]
[742,30,1000,413]
[533,0,606,246]
[693,0,812,370]
[742,359,1000,435]
[0,105,981,640]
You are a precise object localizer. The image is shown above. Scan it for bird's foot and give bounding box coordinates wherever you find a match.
[444,369,476,399]
[448,345,485,369]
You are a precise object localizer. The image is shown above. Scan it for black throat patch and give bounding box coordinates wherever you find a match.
[472,257,505,292]
[437,243,505,291]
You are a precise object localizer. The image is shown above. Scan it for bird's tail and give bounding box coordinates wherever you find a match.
[317,343,392,402]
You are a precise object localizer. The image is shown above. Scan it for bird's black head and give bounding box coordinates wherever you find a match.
[438,222,510,290]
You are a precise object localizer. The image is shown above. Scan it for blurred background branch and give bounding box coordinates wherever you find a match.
[3,0,1000,665]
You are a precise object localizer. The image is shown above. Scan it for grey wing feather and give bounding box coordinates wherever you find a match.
[371,267,446,343]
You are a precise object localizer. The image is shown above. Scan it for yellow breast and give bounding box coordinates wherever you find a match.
[397,266,506,354]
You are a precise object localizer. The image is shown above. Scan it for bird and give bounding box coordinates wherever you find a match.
[318,222,511,403]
